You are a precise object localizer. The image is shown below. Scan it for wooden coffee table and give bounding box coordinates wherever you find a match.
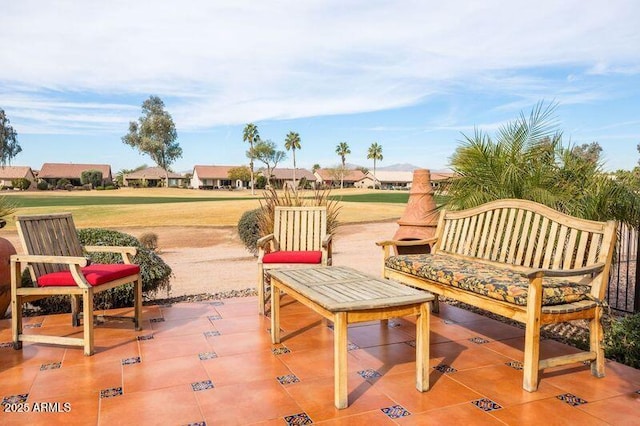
[268,266,434,409]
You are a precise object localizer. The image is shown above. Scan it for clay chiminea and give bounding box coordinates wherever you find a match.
[393,169,439,254]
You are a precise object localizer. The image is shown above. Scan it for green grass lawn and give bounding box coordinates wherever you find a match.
[2,195,256,207]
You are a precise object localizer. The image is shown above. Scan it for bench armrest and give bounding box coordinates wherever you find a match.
[376,237,438,248]
[84,245,137,264]
[522,263,605,279]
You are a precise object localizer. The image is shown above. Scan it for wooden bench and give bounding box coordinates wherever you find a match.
[377,198,617,392]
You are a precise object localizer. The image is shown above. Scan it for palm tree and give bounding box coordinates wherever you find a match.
[284,131,301,189]
[335,142,351,189]
[243,123,260,195]
[367,142,383,189]
[444,102,640,224]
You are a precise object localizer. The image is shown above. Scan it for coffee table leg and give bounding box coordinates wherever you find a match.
[271,281,280,344]
[334,312,348,409]
[416,302,430,391]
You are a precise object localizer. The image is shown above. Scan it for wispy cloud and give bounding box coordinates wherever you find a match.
[1,0,639,134]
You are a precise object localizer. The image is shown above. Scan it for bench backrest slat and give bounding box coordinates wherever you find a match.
[433,199,617,299]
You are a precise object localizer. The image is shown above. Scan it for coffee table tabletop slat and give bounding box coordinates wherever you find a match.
[269,267,432,311]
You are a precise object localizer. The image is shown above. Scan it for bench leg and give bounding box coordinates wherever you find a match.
[257,264,265,315]
[523,274,543,392]
[590,306,605,378]
[334,312,348,409]
[83,289,95,356]
[270,280,281,344]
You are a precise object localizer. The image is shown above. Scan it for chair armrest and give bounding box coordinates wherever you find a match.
[11,254,89,267]
[322,234,333,249]
[84,245,137,256]
[257,234,275,249]
[522,263,605,279]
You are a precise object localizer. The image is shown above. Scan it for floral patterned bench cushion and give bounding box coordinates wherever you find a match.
[385,254,592,306]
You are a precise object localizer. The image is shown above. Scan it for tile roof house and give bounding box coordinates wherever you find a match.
[264,168,316,189]
[190,165,249,189]
[0,166,36,189]
[123,167,188,188]
[314,168,366,188]
[38,163,113,186]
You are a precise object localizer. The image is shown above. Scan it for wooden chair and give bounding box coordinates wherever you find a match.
[257,206,332,314]
[10,213,142,355]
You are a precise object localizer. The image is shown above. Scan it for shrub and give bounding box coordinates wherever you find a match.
[603,313,640,369]
[27,228,172,313]
[238,209,261,255]
[139,232,159,251]
[56,178,70,189]
[37,181,50,190]
[11,178,31,190]
[81,169,103,188]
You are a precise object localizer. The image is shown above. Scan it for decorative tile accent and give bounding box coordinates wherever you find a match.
[636,389,640,395]
[209,301,224,306]
[347,342,360,351]
[557,393,588,406]
[506,360,524,370]
[443,319,456,324]
[472,398,502,412]
[381,405,411,419]
[24,322,42,329]
[100,387,123,399]
[2,394,28,406]
[191,380,214,391]
[198,351,218,361]
[277,374,300,385]
[121,357,141,366]
[469,337,490,344]
[207,314,222,321]
[327,323,334,330]
[149,317,165,323]
[184,422,206,426]
[283,412,313,425]
[406,340,417,348]
[358,369,382,380]
[272,346,291,355]
[203,330,221,337]
[434,364,457,374]
[137,334,154,341]
[0,342,14,349]
[40,362,62,371]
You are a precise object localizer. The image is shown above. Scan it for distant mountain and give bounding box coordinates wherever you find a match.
[377,163,422,172]
[343,162,422,172]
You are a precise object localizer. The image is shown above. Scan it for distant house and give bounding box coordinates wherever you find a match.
[354,171,414,189]
[123,167,188,188]
[314,168,366,188]
[191,165,248,189]
[265,168,316,189]
[0,166,36,189]
[429,170,456,190]
[38,163,113,187]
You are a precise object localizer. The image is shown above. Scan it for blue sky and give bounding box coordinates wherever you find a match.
[1,0,639,174]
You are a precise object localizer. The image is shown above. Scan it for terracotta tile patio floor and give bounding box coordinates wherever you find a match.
[1,296,639,425]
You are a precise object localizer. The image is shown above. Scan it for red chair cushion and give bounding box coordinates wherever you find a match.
[37,263,140,287]
[262,251,322,264]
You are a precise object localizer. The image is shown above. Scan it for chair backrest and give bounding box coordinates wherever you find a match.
[273,206,327,252]
[15,213,84,281]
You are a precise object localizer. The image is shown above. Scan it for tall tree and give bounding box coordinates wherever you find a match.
[335,141,351,189]
[122,96,182,187]
[0,108,22,166]
[367,142,383,188]
[252,140,286,187]
[284,131,301,189]
[243,123,260,195]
